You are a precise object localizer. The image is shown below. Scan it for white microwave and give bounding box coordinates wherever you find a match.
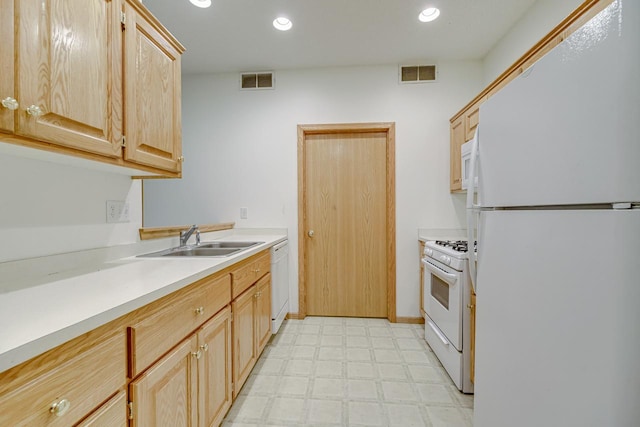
[461,136,478,191]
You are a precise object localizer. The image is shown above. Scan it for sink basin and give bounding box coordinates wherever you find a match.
[161,247,242,257]
[138,247,242,258]
[198,241,263,249]
[138,241,263,258]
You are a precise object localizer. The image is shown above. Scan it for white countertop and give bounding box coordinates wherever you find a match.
[0,230,287,373]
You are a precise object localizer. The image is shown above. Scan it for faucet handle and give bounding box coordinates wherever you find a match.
[195,230,201,245]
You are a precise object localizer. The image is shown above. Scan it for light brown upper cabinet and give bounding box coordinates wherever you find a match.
[123,0,183,174]
[0,0,184,177]
[449,98,484,193]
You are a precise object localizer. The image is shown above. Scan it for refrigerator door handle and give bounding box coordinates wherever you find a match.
[467,126,479,292]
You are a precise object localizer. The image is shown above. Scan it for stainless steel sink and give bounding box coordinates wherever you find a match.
[197,241,262,249]
[138,241,263,258]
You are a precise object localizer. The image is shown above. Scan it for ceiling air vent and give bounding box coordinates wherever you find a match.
[399,65,437,84]
[240,72,275,90]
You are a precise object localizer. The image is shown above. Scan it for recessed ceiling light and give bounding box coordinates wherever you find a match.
[273,17,292,31]
[419,7,440,23]
[189,0,211,8]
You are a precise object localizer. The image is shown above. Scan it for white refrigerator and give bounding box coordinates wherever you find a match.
[466,1,640,426]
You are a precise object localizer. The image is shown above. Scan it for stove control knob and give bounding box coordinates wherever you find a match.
[440,255,451,265]
[425,248,433,257]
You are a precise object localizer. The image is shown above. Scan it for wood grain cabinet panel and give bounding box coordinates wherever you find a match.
[129,335,199,427]
[449,116,465,192]
[0,330,126,427]
[470,291,476,384]
[15,0,123,157]
[231,251,270,298]
[198,306,233,427]
[123,0,183,173]
[419,241,425,318]
[76,389,127,427]
[232,285,257,398]
[129,273,231,377]
[0,0,15,133]
[256,273,272,355]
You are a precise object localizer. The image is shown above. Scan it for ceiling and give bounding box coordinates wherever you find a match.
[142,0,538,75]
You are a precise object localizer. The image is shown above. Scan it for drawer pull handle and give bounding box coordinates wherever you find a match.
[1,97,19,110]
[194,306,205,315]
[200,343,209,352]
[26,105,44,117]
[50,398,71,417]
[192,349,202,359]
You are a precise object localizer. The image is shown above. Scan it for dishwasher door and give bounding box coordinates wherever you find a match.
[270,240,289,333]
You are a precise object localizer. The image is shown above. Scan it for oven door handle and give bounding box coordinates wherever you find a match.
[422,260,458,286]
[427,320,450,347]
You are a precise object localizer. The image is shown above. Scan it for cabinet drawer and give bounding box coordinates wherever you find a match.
[0,331,126,427]
[129,273,231,377]
[232,251,270,298]
[77,389,127,427]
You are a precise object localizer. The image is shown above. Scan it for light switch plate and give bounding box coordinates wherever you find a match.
[240,207,248,219]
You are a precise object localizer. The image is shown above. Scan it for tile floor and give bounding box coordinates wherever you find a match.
[223,316,473,427]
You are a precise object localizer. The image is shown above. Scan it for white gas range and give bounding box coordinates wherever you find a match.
[422,240,474,393]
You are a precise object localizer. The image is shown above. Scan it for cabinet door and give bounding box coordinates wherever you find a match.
[76,390,127,427]
[465,102,481,142]
[232,285,257,398]
[0,1,15,133]
[123,1,182,173]
[16,0,123,157]
[450,116,464,192]
[256,273,272,355]
[198,306,232,427]
[130,336,198,427]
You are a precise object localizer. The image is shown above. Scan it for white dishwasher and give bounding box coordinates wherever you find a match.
[270,240,289,333]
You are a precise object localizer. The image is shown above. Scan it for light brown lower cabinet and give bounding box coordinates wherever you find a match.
[129,306,232,427]
[0,249,272,427]
[419,241,425,318]
[232,272,272,398]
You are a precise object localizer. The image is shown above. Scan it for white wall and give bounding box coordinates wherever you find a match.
[144,62,482,317]
[482,0,584,85]
[0,153,142,263]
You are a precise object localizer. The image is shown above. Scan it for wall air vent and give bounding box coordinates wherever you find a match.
[240,72,275,90]
[399,65,437,84]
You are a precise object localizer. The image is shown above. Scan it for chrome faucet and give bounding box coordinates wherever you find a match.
[180,225,199,247]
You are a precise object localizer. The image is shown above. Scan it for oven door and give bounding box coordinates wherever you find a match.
[422,258,463,350]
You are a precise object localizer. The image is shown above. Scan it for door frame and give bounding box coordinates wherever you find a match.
[297,122,396,322]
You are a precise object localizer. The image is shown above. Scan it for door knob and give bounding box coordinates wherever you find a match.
[308,230,314,237]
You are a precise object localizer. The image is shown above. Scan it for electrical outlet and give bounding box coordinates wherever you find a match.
[106,200,130,223]
[240,207,248,219]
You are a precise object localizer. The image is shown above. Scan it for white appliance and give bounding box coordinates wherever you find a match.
[270,240,289,334]
[467,2,640,426]
[460,136,477,191]
[422,240,474,393]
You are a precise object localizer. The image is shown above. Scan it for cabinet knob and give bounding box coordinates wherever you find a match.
[308,230,314,237]
[1,97,19,110]
[191,349,202,359]
[50,398,71,417]
[26,105,44,117]
[467,304,474,309]
[178,156,185,162]
[194,306,205,315]
[200,343,209,352]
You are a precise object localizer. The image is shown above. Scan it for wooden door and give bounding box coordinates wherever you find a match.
[302,126,392,318]
[0,0,15,133]
[198,306,232,427]
[232,286,257,398]
[256,273,272,354]
[16,0,123,157]
[129,336,198,427]
[123,1,182,172]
